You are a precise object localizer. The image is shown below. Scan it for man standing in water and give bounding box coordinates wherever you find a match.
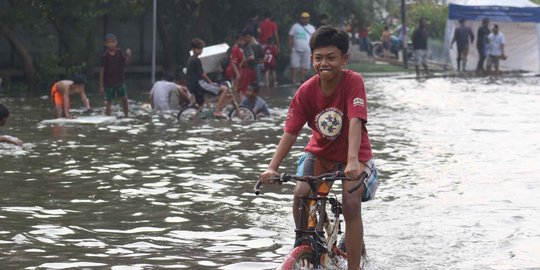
[412,18,429,79]
[451,19,474,72]
[476,18,490,76]
[486,24,506,80]
[288,12,316,84]
[260,26,378,270]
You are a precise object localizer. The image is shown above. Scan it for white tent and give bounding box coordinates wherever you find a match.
[444,0,540,72]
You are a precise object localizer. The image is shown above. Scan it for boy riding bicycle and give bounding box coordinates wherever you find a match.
[186,38,230,118]
[259,26,378,270]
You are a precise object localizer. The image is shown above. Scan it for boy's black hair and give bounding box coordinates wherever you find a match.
[72,74,86,85]
[248,83,260,94]
[162,73,174,82]
[459,18,465,24]
[190,38,205,49]
[309,25,349,55]
[104,33,117,41]
[0,104,9,120]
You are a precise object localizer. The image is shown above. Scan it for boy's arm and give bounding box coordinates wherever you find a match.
[125,48,132,65]
[80,90,90,110]
[0,135,23,146]
[148,91,154,108]
[274,29,280,48]
[61,87,72,118]
[202,72,213,83]
[99,67,104,95]
[259,132,298,183]
[344,118,363,180]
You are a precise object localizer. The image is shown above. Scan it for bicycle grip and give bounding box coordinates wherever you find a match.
[254,180,263,195]
[347,171,368,194]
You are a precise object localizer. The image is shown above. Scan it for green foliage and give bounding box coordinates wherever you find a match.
[408,1,448,40]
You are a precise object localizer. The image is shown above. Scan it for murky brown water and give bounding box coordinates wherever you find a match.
[1,75,539,269]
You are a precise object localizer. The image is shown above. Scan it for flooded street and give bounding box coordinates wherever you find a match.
[1,75,539,269]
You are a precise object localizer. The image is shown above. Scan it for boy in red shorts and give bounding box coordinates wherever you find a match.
[259,26,378,270]
[50,75,91,118]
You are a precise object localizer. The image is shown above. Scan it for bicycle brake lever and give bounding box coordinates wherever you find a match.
[254,180,263,195]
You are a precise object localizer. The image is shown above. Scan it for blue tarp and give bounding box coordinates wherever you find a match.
[448,4,540,23]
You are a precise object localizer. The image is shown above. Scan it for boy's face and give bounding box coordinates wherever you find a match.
[312,46,348,81]
[193,47,203,56]
[105,38,117,51]
[245,88,256,98]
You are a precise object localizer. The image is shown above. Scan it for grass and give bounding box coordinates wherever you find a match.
[347,61,412,73]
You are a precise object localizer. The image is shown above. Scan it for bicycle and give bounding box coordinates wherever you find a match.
[177,81,255,121]
[254,171,368,270]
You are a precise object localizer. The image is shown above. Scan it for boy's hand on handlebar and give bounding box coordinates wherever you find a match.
[259,169,279,184]
[344,159,363,180]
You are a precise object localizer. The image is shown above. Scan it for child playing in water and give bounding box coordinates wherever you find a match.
[0,104,23,146]
[240,83,270,119]
[50,75,91,118]
[186,38,230,118]
[100,33,132,117]
[263,37,279,86]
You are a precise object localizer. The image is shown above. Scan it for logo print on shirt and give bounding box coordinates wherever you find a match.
[315,107,343,140]
[353,97,364,107]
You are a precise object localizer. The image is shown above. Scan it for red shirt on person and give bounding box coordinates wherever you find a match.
[259,18,277,45]
[284,69,373,163]
[225,44,244,80]
[263,44,278,70]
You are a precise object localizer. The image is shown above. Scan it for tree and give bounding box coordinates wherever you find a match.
[0,0,37,87]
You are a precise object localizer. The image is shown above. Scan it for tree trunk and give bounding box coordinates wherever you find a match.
[158,13,172,72]
[189,0,211,40]
[0,23,35,88]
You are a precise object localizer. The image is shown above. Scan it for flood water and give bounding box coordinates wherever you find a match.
[1,75,539,270]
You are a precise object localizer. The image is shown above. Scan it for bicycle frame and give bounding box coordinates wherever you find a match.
[294,180,344,268]
[254,172,367,269]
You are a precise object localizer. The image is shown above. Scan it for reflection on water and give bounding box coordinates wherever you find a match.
[1,76,540,269]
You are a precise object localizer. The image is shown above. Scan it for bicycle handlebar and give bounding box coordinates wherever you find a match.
[254,171,368,195]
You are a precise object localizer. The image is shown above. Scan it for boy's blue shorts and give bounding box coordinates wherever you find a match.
[296,152,379,202]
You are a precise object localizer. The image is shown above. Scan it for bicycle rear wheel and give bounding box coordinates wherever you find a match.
[278,245,318,270]
[177,106,198,121]
[228,106,255,121]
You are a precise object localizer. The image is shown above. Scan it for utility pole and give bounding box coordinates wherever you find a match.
[151,0,157,83]
[401,0,408,69]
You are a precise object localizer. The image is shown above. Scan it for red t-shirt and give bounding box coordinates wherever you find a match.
[284,69,373,163]
[225,44,244,79]
[263,44,278,66]
[259,19,277,45]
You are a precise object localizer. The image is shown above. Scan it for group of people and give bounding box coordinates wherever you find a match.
[46,11,337,120]
[451,18,506,78]
[1,15,379,269]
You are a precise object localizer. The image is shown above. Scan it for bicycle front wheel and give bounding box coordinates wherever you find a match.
[228,106,255,121]
[177,106,198,121]
[278,245,317,270]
